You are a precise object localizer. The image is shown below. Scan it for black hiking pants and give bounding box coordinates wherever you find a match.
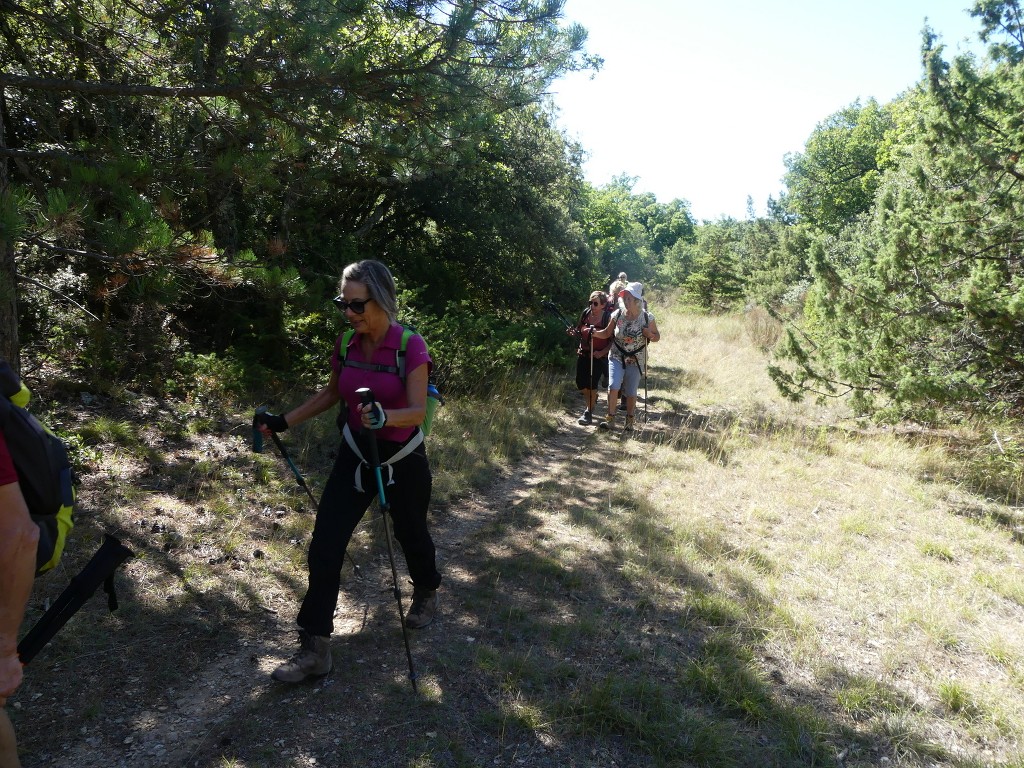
[296,433,440,637]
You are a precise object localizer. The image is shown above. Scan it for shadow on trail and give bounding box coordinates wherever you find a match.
[947,499,1024,545]
[11,408,371,767]
[13,398,965,768]
[385,481,838,767]
[593,402,728,465]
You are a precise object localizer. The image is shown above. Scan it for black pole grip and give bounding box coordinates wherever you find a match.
[252,406,267,453]
[356,387,381,468]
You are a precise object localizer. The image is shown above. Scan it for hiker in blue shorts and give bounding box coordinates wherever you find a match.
[592,281,660,431]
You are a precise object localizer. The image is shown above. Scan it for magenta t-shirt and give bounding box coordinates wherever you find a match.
[332,323,432,443]
[0,431,16,486]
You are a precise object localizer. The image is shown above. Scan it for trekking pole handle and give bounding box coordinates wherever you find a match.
[254,406,292,456]
[356,388,382,468]
[252,406,267,453]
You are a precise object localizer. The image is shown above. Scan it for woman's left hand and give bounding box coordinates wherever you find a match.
[360,402,387,430]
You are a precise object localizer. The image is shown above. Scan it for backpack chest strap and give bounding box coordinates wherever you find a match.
[342,359,401,375]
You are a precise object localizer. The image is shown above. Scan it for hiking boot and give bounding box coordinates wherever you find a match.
[405,587,438,629]
[598,413,616,431]
[271,630,332,682]
[624,415,635,430]
[577,409,592,425]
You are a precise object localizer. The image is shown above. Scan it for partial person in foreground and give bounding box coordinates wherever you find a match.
[256,260,441,684]
[0,429,40,768]
[570,291,612,425]
[591,281,660,431]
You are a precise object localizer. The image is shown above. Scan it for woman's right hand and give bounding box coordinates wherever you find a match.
[255,412,288,437]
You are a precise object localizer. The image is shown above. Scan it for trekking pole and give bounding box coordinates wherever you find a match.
[252,408,360,577]
[357,387,418,693]
[643,342,649,422]
[18,534,134,664]
[588,325,595,414]
[542,301,575,332]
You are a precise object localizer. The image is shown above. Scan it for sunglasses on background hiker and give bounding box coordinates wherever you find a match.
[333,296,374,314]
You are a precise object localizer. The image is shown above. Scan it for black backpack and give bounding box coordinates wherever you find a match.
[0,359,75,575]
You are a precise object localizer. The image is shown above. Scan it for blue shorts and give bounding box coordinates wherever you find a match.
[608,355,642,397]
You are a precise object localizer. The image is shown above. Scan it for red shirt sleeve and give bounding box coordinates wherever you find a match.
[0,430,18,486]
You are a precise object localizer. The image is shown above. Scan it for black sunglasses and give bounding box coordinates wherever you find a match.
[590,300,602,306]
[333,296,374,314]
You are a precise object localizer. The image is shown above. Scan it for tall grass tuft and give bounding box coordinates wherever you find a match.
[428,367,565,504]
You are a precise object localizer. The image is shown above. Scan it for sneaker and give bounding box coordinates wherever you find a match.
[272,630,332,682]
[405,587,438,629]
[624,415,635,430]
[597,414,616,431]
[577,410,592,425]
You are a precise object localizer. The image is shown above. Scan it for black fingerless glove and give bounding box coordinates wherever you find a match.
[257,412,288,432]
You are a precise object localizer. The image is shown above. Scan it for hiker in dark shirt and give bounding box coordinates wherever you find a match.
[570,291,612,425]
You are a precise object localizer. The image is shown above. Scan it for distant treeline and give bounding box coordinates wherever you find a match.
[1,0,1020,421]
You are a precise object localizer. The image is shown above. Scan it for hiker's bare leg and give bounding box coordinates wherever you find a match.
[0,705,21,768]
[607,389,619,418]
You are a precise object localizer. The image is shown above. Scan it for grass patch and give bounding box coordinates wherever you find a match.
[563,675,741,767]
[76,415,142,447]
[16,302,1024,768]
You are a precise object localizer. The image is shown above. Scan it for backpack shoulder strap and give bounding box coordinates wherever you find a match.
[338,327,413,378]
[337,328,402,375]
[397,327,412,381]
[337,329,356,363]
[0,360,29,407]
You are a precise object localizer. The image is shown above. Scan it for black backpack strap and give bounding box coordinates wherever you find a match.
[337,327,406,378]
[0,359,20,398]
[342,359,401,375]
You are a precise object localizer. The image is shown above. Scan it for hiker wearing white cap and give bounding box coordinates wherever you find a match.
[591,282,660,431]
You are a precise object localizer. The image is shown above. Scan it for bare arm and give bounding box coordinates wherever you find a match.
[0,481,39,702]
[591,314,616,339]
[274,369,342,431]
[643,317,661,343]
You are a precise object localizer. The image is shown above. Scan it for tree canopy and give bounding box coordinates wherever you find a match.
[766,1,1024,419]
[0,0,601,386]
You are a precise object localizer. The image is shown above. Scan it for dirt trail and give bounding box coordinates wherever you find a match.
[25,402,692,768]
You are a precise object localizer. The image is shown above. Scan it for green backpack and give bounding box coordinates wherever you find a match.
[0,360,75,575]
[336,327,443,435]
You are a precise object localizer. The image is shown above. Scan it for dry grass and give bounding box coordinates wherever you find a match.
[10,300,1024,768]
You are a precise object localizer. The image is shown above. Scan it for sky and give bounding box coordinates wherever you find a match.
[549,0,986,222]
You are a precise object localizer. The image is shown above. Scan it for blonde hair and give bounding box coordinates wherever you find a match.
[339,260,398,323]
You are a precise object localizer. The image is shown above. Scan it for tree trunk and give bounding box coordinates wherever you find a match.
[0,88,19,372]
